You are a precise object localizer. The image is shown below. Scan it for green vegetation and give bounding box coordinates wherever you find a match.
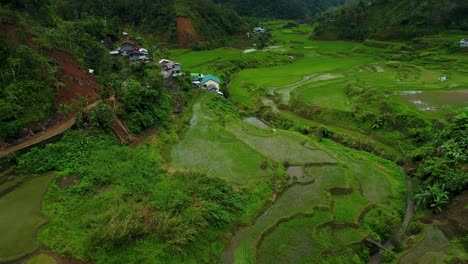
[315,0,468,40]
[1,2,467,263]
[0,13,56,138]
[16,132,247,263]
[214,0,346,21]
[256,210,334,264]
[171,98,278,184]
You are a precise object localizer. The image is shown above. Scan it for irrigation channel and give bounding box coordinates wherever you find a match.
[368,175,414,264]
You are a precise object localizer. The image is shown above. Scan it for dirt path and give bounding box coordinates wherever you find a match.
[0,117,75,158]
[0,102,98,158]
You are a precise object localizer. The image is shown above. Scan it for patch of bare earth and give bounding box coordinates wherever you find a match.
[49,50,100,106]
[58,175,80,189]
[176,16,199,48]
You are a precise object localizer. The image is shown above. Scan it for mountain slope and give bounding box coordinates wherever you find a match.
[314,0,468,40]
[0,0,248,140]
[56,0,248,42]
[214,0,347,20]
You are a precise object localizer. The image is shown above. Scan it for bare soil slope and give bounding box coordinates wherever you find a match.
[49,50,100,106]
[176,16,199,48]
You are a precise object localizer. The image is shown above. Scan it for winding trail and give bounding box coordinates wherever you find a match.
[0,102,98,158]
[0,117,76,158]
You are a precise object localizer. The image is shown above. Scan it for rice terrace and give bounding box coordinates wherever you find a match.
[0,1,467,263]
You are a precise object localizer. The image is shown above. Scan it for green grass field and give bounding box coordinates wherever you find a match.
[171,100,274,184]
[0,173,55,261]
[333,192,370,223]
[228,125,337,165]
[256,210,334,264]
[219,137,407,264]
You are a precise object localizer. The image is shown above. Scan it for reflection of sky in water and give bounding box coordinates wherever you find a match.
[408,99,437,111]
[400,90,422,95]
[398,89,468,111]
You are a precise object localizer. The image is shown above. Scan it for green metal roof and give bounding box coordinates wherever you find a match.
[199,74,221,84]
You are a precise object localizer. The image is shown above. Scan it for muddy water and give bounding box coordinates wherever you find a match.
[287,166,314,184]
[243,117,270,130]
[399,89,468,111]
[0,173,55,262]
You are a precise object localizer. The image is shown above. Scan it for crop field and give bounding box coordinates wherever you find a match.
[171,100,274,185]
[398,225,451,264]
[169,47,285,75]
[256,210,334,264]
[220,141,406,264]
[220,22,468,117]
[167,22,417,263]
[0,173,55,262]
[228,124,337,165]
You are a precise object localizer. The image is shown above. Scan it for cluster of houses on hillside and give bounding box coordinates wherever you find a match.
[109,40,150,62]
[104,32,150,62]
[159,59,181,78]
[158,59,223,96]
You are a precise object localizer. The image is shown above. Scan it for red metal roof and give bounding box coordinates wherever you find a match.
[121,40,136,46]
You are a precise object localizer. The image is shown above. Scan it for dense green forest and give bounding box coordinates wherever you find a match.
[315,0,468,40]
[214,0,348,20]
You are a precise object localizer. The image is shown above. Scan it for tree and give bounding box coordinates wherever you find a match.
[90,101,116,131]
[120,78,171,133]
[415,183,449,213]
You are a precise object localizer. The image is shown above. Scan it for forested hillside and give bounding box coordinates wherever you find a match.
[214,0,348,20]
[0,0,247,140]
[314,0,468,40]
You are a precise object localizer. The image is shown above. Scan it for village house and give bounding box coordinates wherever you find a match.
[159,59,181,77]
[254,27,266,34]
[460,39,468,48]
[199,74,223,95]
[121,40,136,55]
[128,50,149,62]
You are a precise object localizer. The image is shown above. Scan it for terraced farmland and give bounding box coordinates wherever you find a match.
[0,173,55,262]
[171,100,275,185]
